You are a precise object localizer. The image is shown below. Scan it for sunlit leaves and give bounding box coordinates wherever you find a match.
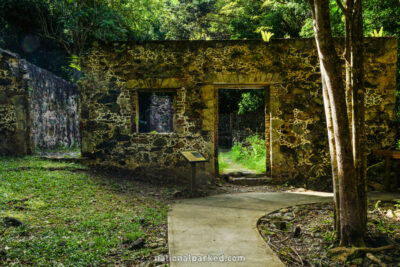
[370,27,384,37]
[261,30,274,42]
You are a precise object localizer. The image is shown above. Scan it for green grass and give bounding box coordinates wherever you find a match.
[218,156,230,172]
[35,142,81,155]
[219,135,266,174]
[0,157,170,266]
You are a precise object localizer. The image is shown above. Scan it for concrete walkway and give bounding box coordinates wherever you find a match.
[168,191,400,266]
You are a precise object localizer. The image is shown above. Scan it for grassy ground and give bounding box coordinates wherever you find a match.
[218,135,266,173]
[0,157,171,266]
[218,154,231,172]
[35,144,81,158]
[219,150,266,174]
[218,135,266,174]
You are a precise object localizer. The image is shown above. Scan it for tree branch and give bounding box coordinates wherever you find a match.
[335,0,348,16]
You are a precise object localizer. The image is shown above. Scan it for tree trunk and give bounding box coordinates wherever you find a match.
[322,76,341,236]
[307,0,365,247]
[343,0,368,236]
[350,0,368,237]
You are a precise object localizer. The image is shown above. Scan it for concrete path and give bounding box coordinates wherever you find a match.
[168,191,400,266]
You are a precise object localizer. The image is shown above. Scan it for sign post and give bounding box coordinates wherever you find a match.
[180,151,207,194]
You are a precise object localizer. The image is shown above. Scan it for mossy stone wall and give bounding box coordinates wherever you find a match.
[0,49,79,155]
[79,38,397,186]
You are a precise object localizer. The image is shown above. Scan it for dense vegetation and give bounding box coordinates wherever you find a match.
[1,0,399,124]
[0,1,399,76]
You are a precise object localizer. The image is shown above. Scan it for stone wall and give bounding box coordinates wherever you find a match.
[0,48,79,155]
[0,50,32,155]
[24,60,79,149]
[79,38,397,186]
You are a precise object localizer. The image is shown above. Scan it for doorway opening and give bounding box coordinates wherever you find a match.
[217,88,266,176]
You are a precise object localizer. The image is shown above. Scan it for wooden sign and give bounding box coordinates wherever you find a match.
[181,151,207,163]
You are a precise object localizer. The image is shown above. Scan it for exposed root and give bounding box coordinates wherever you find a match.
[290,247,303,266]
[328,245,396,262]
[366,253,387,267]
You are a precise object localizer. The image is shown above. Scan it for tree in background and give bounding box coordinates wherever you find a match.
[0,0,166,80]
[160,0,221,40]
[0,0,72,78]
[160,0,310,40]
[36,0,166,55]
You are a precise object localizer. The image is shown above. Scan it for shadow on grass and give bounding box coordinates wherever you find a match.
[0,156,178,266]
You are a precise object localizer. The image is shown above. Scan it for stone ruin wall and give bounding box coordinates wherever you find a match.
[0,49,80,155]
[79,38,397,186]
[0,49,32,155]
[24,60,79,150]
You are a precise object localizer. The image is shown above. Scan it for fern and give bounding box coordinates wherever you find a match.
[370,27,384,37]
[261,30,274,42]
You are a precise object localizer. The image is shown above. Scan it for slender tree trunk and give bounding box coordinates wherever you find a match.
[348,0,368,235]
[343,0,367,236]
[322,75,341,236]
[308,0,365,247]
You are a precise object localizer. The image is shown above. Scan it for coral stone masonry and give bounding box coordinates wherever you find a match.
[0,49,79,155]
[79,38,397,185]
[2,38,396,186]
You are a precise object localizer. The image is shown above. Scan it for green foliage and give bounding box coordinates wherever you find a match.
[160,0,219,40]
[370,27,384,37]
[374,219,396,234]
[218,157,230,172]
[238,90,265,115]
[69,55,81,71]
[299,0,344,37]
[35,141,81,154]
[161,0,311,40]
[0,0,167,80]
[1,0,400,115]
[125,231,145,242]
[260,0,310,38]
[219,135,266,174]
[374,200,381,210]
[0,157,169,265]
[322,231,336,246]
[299,18,314,38]
[369,200,400,235]
[245,135,266,158]
[261,30,274,42]
[38,0,165,55]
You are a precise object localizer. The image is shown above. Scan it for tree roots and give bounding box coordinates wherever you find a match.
[328,244,397,263]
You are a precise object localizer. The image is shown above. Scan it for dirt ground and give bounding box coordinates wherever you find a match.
[258,201,400,267]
